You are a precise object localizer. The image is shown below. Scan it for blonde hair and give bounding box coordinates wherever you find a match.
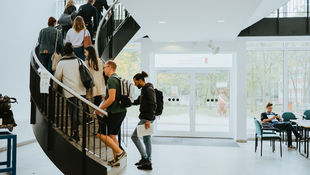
[72,16,86,33]
[105,60,117,70]
[65,0,75,9]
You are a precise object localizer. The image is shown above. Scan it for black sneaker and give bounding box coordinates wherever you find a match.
[135,158,148,166]
[112,151,127,166]
[108,160,120,167]
[137,163,153,171]
[288,145,297,150]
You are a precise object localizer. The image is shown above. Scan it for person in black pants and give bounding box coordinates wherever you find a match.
[77,0,98,43]
[261,102,301,149]
[93,0,110,24]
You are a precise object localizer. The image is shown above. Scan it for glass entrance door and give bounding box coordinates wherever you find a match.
[156,72,191,133]
[194,72,230,133]
[155,71,231,137]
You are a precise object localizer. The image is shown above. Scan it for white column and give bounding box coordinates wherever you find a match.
[139,38,154,83]
[233,40,247,142]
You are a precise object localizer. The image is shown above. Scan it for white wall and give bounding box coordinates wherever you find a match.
[0,0,56,143]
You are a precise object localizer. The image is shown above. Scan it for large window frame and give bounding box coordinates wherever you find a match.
[247,41,310,135]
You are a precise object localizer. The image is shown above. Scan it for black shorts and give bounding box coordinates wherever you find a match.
[98,111,126,135]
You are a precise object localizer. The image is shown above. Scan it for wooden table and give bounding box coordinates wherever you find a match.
[290,119,310,158]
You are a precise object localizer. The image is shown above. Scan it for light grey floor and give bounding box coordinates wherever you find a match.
[1,138,310,175]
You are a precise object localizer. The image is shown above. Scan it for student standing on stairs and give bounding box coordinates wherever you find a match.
[95,60,127,167]
[131,71,157,171]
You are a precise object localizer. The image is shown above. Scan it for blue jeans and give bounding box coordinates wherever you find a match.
[74,47,85,61]
[131,119,154,160]
[40,53,53,73]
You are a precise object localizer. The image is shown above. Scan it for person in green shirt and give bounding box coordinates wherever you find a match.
[95,60,126,166]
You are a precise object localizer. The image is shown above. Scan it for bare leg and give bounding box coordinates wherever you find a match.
[110,135,120,159]
[97,133,122,157]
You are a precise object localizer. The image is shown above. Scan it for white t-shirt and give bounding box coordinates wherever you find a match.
[65,28,90,48]
[266,112,279,122]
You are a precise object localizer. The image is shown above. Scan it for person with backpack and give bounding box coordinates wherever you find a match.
[95,60,127,167]
[131,71,157,171]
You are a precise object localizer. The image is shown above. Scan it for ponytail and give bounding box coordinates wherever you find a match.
[134,71,149,81]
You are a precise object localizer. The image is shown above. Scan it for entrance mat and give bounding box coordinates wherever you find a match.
[152,137,240,147]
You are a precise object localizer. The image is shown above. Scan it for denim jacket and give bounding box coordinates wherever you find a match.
[38,26,63,54]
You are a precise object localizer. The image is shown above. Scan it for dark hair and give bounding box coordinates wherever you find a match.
[266,102,273,108]
[105,60,117,70]
[133,71,149,81]
[63,42,74,55]
[48,16,56,27]
[85,46,99,71]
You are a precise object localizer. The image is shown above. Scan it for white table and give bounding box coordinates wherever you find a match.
[290,119,310,158]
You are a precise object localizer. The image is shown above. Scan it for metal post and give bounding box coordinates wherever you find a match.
[82,108,87,175]
[7,138,11,168]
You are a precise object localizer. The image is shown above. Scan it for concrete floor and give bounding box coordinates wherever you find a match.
[1,138,310,175]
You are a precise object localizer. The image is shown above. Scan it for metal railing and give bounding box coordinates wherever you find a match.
[95,0,129,59]
[267,0,310,18]
[30,44,113,161]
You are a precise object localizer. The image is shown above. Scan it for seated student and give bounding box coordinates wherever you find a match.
[261,102,301,149]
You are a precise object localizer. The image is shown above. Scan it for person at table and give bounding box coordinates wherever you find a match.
[261,102,301,150]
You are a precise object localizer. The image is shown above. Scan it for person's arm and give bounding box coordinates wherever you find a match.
[95,78,117,115]
[93,7,98,31]
[38,30,42,44]
[132,96,140,105]
[98,89,115,110]
[261,112,277,123]
[57,30,63,54]
[54,62,64,86]
[275,113,282,121]
[144,87,156,129]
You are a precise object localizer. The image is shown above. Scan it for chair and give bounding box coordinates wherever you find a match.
[281,112,298,144]
[303,110,310,120]
[254,118,282,157]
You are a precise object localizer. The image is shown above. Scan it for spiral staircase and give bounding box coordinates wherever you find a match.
[29,1,140,175]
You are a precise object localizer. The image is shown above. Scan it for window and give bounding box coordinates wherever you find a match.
[247,41,310,135]
[246,50,284,133]
[114,43,141,131]
[155,54,233,68]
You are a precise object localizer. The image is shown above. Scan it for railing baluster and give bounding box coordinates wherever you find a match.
[93,117,96,154]
[56,93,60,127]
[65,99,69,135]
[61,96,64,131]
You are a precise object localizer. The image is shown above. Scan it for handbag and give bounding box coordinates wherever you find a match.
[51,31,62,71]
[57,13,73,26]
[83,29,92,48]
[78,59,95,89]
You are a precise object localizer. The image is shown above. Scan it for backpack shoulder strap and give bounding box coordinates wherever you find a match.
[59,57,77,62]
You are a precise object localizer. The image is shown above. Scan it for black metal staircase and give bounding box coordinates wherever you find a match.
[29,1,140,174]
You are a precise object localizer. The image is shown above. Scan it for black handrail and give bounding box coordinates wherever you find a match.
[95,0,129,59]
[30,45,112,162]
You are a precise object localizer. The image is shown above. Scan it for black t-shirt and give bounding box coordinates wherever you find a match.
[261,112,280,123]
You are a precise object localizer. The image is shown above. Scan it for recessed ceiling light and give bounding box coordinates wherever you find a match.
[159,21,167,24]
[217,20,225,23]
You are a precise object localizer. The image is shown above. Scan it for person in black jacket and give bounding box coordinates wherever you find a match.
[131,71,156,171]
[61,0,77,36]
[77,0,97,43]
[93,0,109,24]
[261,102,300,149]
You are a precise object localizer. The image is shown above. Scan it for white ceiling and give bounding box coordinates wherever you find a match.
[120,0,289,42]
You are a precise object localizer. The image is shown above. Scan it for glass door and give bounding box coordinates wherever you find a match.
[194,72,230,134]
[155,70,231,137]
[155,72,191,134]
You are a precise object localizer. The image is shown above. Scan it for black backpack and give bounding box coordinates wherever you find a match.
[154,89,163,116]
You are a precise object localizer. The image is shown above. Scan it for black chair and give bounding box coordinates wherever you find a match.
[254,118,282,157]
